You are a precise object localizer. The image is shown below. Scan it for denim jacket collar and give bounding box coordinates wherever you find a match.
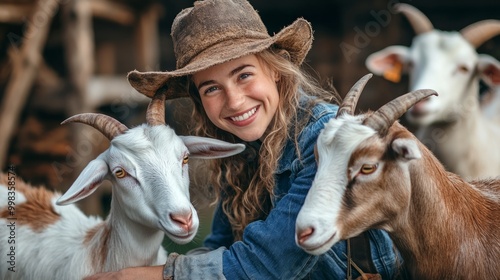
[276,99,337,175]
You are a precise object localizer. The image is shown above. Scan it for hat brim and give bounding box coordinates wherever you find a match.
[127,18,313,99]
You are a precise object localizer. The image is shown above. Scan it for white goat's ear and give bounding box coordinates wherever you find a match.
[180,136,246,159]
[365,46,410,83]
[478,54,500,87]
[391,138,421,161]
[56,159,108,206]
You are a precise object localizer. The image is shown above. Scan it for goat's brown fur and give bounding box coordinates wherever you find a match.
[0,173,60,232]
[341,122,500,279]
[84,222,111,271]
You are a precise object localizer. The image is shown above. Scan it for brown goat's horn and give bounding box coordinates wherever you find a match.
[62,113,128,140]
[460,20,500,48]
[337,73,373,118]
[364,89,438,136]
[146,88,166,126]
[395,3,433,35]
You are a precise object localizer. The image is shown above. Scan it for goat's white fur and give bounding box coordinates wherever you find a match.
[0,123,245,280]
[296,111,500,279]
[478,55,500,121]
[366,7,500,179]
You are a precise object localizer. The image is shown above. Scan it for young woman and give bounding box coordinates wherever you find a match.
[86,0,403,279]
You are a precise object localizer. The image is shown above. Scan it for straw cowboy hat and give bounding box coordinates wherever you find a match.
[127,0,313,99]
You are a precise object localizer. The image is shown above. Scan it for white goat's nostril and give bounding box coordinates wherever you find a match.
[297,227,314,245]
[170,212,193,231]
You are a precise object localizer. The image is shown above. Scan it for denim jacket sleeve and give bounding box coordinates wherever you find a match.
[165,102,337,280]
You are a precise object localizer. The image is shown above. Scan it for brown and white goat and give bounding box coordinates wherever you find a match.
[0,92,245,280]
[295,74,500,279]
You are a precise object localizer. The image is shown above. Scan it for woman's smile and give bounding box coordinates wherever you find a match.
[228,106,259,124]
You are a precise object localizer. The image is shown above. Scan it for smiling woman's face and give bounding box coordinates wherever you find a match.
[192,54,280,142]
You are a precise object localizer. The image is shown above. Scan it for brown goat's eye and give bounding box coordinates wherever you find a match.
[360,164,377,175]
[115,168,127,178]
[182,155,189,165]
[457,65,469,73]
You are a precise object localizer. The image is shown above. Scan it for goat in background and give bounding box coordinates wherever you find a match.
[366,3,500,179]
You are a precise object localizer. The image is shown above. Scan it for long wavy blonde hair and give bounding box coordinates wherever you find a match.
[186,47,340,240]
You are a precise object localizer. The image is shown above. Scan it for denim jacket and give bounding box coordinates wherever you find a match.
[167,101,401,280]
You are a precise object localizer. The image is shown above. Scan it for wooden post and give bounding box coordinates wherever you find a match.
[61,0,94,114]
[60,0,103,215]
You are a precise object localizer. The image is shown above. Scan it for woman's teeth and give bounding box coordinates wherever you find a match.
[230,108,257,122]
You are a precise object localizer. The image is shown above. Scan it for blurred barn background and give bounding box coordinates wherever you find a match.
[0,0,499,253]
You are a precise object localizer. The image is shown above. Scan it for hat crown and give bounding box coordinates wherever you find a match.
[171,0,270,69]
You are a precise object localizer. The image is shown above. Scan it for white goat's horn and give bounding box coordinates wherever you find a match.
[337,73,373,118]
[62,113,128,140]
[460,20,500,48]
[364,89,438,136]
[395,3,434,35]
[146,88,166,126]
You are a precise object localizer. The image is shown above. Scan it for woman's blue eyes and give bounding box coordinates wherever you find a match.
[239,73,250,79]
[202,73,252,95]
[205,86,218,94]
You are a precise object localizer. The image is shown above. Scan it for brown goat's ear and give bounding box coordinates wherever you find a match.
[391,138,421,161]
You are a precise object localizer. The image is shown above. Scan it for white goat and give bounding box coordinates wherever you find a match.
[295,74,500,279]
[365,4,500,179]
[0,91,245,280]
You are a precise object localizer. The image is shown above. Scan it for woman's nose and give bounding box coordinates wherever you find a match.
[225,87,245,109]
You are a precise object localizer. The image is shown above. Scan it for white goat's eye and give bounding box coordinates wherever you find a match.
[182,155,189,165]
[115,168,127,178]
[360,164,377,175]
